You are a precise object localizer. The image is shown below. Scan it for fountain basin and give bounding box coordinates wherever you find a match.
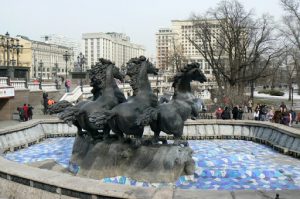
[0,119,300,199]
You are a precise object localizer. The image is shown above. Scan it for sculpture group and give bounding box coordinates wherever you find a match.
[50,56,207,147]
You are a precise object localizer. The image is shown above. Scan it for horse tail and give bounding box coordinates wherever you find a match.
[58,106,80,126]
[136,107,158,126]
[88,110,116,129]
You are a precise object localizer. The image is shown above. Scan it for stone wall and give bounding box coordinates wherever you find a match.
[0,90,60,120]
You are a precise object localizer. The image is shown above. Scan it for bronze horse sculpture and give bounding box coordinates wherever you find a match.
[89,56,158,147]
[150,63,207,146]
[75,59,126,139]
[48,58,125,139]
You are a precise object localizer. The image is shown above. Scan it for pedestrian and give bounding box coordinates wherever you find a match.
[253,109,260,121]
[232,105,239,120]
[17,107,24,122]
[65,79,71,93]
[266,106,274,121]
[280,102,287,112]
[259,104,268,121]
[282,108,290,125]
[237,106,244,120]
[65,80,68,92]
[28,104,34,120]
[290,109,296,125]
[43,92,48,115]
[221,106,231,120]
[23,103,29,121]
[215,107,223,119]
[296,112,300,124]
[247,99,253,113]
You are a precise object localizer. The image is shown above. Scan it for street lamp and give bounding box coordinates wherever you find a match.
[156,70,163,100]
[77,52,85,92]
[0,32,22,79]
[54,62,58,78]
[39,60,43,89]
[63,50,70,79]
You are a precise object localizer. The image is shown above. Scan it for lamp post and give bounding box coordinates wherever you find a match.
[54,62,58,78]
[63,50,70,80]
[156,70,163,100]
[0,32,22,79]
[292,86,294,108]
[39,60,43,89]
[77,52,85,92]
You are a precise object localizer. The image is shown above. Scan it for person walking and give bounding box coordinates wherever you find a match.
[23,104,29,121]
[28,104,34,120]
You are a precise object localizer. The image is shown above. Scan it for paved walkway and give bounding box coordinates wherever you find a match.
[0,115,56,130]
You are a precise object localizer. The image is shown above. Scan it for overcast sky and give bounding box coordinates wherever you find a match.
[0,0,284,57]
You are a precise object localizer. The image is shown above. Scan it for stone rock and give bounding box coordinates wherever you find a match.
[69,135,195,183]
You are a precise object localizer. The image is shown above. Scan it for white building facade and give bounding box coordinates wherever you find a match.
[82,32,145,68]
[17,35,75,80]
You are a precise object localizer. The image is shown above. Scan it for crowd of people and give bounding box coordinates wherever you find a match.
[17,104,34,122]
[214,100,299,127]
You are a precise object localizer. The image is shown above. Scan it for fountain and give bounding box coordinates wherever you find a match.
[1,56,300,198]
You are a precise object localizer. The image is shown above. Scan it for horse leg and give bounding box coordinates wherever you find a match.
[74,121,85,137]
[173,128,188,147]
[133,129,143,148]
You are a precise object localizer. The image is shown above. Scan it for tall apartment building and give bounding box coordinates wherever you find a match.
[82,32,145,68]
[156,20,220,85]
[17,36,74,80]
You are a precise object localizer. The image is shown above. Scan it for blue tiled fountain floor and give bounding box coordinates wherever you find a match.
[5,138,300,190]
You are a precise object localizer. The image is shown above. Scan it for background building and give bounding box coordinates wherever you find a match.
[156,20,219,89]
[17,36,74,80]
[40,34,81,60]
[82,32,145,68]
[0,33,31,79]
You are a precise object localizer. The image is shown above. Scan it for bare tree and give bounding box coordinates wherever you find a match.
[188,0,282,105]
[280,0,300,94]
[167,38,188,73]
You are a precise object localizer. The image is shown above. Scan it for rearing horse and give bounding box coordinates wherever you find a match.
[76,59,126,140]
[150,63,207,145]
[89,56,158,147]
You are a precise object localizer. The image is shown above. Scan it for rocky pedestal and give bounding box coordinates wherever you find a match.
[69,135,195,183]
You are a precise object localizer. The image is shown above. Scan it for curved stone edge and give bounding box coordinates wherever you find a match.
[0,119,77,152]
[0,119,300,198]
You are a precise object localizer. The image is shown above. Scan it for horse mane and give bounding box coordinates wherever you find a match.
[172,62,200,89]
[89,58,113,99]
[126,56,147,96]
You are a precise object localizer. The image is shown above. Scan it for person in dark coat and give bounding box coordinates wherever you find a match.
[28,104,34,120]
[237,106,244,120]
[43,92,48,115]
[232,105,239,120]
[221,106,231,120]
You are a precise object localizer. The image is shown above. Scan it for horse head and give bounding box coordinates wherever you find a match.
[185,63,207,83]
[143,58,158,75]
[111,64,124,82]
